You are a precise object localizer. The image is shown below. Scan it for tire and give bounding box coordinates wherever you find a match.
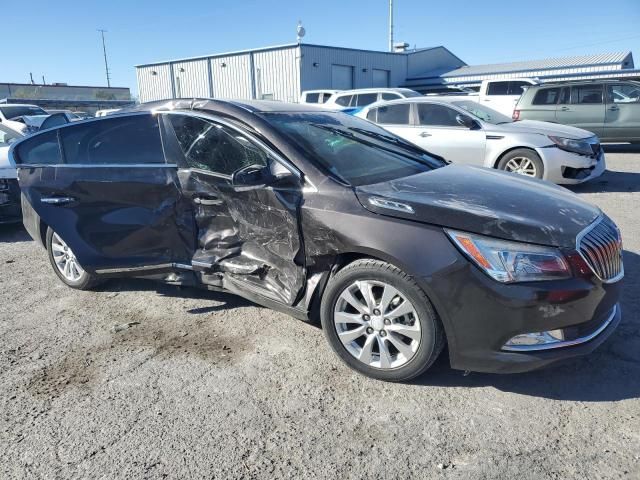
[320,259,445,382]
[497,148,544,179]
[46,227,100,290]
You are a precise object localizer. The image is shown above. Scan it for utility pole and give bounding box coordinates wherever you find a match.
[98,29,111,87]
[388,0,394,52]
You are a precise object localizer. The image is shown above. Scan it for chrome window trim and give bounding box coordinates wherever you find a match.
[502,304,618,352]
[17,163,177,169]
[576,215,624,284]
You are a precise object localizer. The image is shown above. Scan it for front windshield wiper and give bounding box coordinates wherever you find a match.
[347,127,431,157]
[310,123,441,168]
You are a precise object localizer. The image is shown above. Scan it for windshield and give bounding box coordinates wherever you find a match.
[451,101,513,124]
[0,105,48,119]
[263,112,444,186]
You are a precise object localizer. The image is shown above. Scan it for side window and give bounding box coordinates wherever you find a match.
[167,115,268,176]
[486,82,510,96]
[60,115,164,165]
[508,81,530,96]
[532,88,561,105]
[321,93,333,103]
[559,87,571,104]
[13,130,61,165]
[607,84,640,103]
[376,104,410,125]
[305,93,320,103]
[366,108,377,122]
[572,85,603,104]
[417,104,460,127]
[381,92,401,101]
[335,95,353,106]
[356,93,378,107]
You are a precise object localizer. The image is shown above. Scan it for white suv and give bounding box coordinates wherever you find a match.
[300,90,340,104]
[323,88,422,112]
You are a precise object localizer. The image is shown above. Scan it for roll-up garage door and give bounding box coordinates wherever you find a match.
[331,65,354,90]
[372,69,390,87]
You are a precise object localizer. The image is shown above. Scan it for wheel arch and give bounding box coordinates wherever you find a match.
[492,145,544,169]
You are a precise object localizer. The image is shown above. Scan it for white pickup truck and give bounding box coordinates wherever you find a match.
[429,78,538,117]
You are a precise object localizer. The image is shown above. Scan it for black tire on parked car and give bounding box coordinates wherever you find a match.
[497,148,544,179]
[320,259,445,382]
[46,227,101,290]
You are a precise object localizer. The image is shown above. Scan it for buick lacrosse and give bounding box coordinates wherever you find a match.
[10,99,623,381]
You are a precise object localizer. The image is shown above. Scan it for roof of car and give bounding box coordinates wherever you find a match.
[332,88,418,95]
[133,98,331,115]
[527,79,640,88]
[359,96,469,110]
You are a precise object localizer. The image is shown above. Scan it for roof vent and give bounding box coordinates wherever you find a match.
[393,42,409,53]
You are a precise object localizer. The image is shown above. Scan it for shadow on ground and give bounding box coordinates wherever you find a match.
[0,224,32,243]
[602,143,640,154]
[567,168,640,194]
[414,250,639,402]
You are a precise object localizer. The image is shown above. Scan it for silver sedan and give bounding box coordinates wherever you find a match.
[356,98,605,184]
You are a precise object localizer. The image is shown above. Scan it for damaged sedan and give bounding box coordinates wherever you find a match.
[10,99,623,381]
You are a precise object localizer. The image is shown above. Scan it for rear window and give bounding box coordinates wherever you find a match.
[14,130,62,165]
[335,95,353,106]
[486,82,510,95]
[60,114,164,165]
[356,93,378,107]
[304,93,320,103]
[376,104,411,124]
[532,88,562,105]
[572,85,603,104]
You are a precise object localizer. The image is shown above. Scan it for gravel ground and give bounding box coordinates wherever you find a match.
[1,148,639,479]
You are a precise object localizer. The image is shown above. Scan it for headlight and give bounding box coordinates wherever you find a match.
[446,230,571,283]
[548,135,594,156]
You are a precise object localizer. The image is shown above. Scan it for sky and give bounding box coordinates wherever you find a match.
[4,0,640,96]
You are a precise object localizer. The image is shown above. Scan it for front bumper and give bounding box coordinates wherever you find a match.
[542,145,605,185]
[422,254,622,374]
[0,178,22,224]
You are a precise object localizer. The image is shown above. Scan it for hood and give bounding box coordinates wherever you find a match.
[355,165,600,248]
[488,120,594,139]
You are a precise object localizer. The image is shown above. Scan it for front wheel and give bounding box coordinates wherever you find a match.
[320,259,444,382]
[46,227,100,290]
[497,148,544,179]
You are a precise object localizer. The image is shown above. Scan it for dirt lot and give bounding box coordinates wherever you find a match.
[1,148,639,479]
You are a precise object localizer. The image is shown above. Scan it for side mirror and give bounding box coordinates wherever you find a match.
[456,114,480,130]
[232,164,271,190]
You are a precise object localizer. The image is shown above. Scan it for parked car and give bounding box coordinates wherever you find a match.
[10,99,622,381]
[0,103,49,133]
[95,109,121,117]
[300,90,340,104]
[357,98,605,184]
[514,80,640,143]
[0,123,24,223]
[428,78,538,117]
[323,88,422,114]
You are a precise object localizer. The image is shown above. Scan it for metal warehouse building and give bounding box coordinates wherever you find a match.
[136,45,640,102]
[135,43,465,103]
[404,51,640,91]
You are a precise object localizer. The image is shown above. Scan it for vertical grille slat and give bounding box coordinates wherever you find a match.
[577,217,623,282]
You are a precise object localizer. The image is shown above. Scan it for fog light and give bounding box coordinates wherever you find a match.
[503,329,565,350]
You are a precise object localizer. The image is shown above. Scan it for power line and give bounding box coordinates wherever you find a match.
[98,29,111,87]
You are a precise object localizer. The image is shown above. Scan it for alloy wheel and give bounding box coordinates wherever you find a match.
[333,280,421,369]
[504,156,538,177]
[51,233,85,282]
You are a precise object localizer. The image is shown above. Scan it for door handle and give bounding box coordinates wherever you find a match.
[419,131,432,138]
[193,196,222,206]
[560,106,570,111]
[608,106,619,111]
[40,196,75,205]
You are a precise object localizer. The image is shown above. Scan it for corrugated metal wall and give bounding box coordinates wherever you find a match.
[299,45,408,93]
[136,46,300,103]
[173,59,210,98]
[253,47,300,102]
[136,64,173,102]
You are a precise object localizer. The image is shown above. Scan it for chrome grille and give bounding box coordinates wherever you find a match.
[578,217,623,282]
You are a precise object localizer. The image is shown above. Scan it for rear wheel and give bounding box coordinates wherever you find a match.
[320,259,444,382]
[46,227,100,290]
[497,148,544,179]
